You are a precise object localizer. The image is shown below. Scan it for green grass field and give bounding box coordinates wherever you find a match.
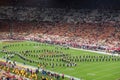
[0,40,120,80]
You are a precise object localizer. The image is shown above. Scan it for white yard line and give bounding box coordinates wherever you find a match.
[0,40,119,80]
[94,70,120,80]
[80,62,118,72]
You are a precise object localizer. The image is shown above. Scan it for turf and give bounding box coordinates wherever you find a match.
[0,40,120,80]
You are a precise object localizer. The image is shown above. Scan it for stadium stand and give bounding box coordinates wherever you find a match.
[0,6,120,80]
[0,6,120,52]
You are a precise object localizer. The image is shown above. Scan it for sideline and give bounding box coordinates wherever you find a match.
[70,47,120,56]
[0,40,119,80]
[0,58,80,80]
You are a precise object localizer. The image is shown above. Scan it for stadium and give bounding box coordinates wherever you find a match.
[0,0,120,80]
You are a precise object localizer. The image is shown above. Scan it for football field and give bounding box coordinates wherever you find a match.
[0,40,120,80]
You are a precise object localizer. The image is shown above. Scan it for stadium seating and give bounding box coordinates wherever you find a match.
[0,6,120,80]
[0,21,120,51]
[0,6,120,52]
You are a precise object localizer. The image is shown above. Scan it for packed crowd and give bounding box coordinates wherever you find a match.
[0,6,120,80]
[0,6,120,52]
[0,61,36,80]
[0,60,67,80]
[0,21,120,52]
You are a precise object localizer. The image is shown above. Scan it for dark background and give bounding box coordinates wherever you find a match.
[0,0,120,9]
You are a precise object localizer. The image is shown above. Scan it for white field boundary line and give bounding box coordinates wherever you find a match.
[27,40,120,57]
[26,40,119,56]
[0,40,119,56]
[0,58,80,80]
[70,47,120,56]
[0,40,119,80]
